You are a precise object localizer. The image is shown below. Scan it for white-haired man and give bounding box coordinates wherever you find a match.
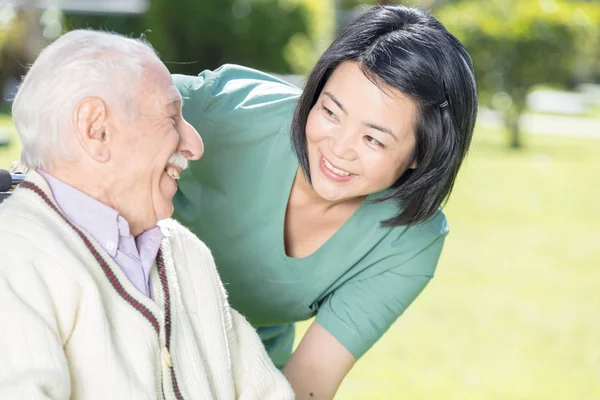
[0,30,294,399]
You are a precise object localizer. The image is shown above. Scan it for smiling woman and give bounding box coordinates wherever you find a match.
[303,61,419,205]
[172,5,477,399]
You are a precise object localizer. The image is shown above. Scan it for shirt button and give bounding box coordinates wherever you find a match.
[162,347,172,368]
[106,241,115,251]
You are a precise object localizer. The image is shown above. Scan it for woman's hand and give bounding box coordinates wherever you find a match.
[283,321,355,399]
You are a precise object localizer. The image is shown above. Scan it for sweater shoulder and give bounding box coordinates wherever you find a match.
[0,187,95,286]
[158,218,212,256]
[0,189,68,259]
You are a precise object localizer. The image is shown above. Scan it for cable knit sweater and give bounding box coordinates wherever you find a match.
[0,172,294,400]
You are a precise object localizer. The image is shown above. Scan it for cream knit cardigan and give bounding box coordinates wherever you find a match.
[0,172,294,400]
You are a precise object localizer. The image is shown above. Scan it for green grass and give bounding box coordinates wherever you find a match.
[2,119,599,399]
[589,104,600,119]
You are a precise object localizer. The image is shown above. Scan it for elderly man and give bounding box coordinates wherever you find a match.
[0,30,293,399]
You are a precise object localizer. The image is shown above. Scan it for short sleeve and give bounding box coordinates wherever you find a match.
[315,235,446,360]
[173,68,220,122]
[173,64,301,131]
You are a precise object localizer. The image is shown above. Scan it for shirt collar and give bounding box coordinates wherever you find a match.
[39,170,125,257]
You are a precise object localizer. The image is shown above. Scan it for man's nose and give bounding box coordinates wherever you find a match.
[178,119,204,161]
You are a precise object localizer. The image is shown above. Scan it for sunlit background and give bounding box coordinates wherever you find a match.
[0,0,599,398]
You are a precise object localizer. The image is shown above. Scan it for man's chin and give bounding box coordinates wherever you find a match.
[159,175,178,199]
[156,199,175,222]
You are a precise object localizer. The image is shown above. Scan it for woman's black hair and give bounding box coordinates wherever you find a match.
[291,5,478,226]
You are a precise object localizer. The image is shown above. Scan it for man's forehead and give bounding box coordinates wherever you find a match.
[139,86,181,113]
[163,89,182,107]
[141,61,182,106]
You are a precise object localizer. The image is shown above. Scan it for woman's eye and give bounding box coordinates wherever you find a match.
[366,136,383,147]
[321,106,336,120]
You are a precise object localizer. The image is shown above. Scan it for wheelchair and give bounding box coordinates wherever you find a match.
[0,162,27,204]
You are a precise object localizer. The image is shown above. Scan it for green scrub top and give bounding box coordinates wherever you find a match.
[172,64,449,368]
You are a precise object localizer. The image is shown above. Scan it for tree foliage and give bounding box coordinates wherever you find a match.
[338,0,462,11]
[67,0,315,75]
[437,0,600,148]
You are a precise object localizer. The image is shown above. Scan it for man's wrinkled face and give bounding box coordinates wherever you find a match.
[107,59,203,231]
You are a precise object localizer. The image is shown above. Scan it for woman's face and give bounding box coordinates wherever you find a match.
[305,61,419,203]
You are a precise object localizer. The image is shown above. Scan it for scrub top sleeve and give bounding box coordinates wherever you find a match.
[173,67,222,122]
[174,64,300,130]
[315,236,446,360]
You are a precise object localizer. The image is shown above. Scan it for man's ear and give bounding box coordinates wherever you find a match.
[73,97,111,163]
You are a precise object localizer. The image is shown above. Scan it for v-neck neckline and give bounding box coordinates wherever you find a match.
[276,155,375,263]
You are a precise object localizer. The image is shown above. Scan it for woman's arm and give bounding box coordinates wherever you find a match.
[284,232,447,399]
[283,321,355,400]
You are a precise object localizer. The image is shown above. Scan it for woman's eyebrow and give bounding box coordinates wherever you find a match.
[323,91,347,115]
[362,121,397,141]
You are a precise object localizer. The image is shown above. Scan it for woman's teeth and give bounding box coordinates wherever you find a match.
[323,158,351,176]
[166,167,180,180]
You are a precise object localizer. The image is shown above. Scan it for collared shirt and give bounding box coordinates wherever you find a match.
[39,171,163,299]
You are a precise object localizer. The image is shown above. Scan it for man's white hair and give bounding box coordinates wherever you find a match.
[12,30,160,170]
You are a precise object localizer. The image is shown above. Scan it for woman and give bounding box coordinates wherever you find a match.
[173,5,477,398]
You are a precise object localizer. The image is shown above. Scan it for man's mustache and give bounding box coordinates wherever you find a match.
[168,152,188,171]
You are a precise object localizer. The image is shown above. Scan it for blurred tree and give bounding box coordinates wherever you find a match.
[338,0,462,11]
[437,0,600,148]
[284,0,334,75]
[0,8,30,103]
[0,4,62,109]
[67,0,313,76]
[333,1,464,45]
